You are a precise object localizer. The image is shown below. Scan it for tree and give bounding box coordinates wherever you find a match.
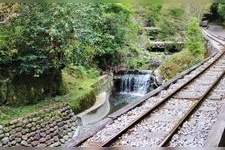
[217,3,225,21]
[185,17,204,55]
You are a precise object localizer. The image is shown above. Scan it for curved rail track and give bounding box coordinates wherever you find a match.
[80,28,225,147]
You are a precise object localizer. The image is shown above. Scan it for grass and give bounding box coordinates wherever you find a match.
[0,67,99,124]
[159,49,204,80]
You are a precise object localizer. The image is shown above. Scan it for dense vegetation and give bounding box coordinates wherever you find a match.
[160,18,205,79]
[0,3,140,106]
[158,4,209,79]
[0,3,211,121]
[210,3,225,25]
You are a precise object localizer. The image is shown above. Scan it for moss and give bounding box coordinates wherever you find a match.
[0,69,64,106]
[0,67,100,124]
[160,49,204,80]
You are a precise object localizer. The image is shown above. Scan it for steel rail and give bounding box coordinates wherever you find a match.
[159,29,225,147]
[159,65,225,147]
[101,43,225,147]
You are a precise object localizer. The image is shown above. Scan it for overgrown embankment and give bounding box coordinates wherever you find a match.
[159,18,205,80]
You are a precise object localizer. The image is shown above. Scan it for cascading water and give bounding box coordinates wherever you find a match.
[109,70,158,114]
[118,70,157,95]
[69,70,158,141]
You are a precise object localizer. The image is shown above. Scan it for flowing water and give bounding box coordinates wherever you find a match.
[69,70,158,141]
[109,70,157,113]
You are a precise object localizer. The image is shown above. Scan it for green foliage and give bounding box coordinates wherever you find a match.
[217,3,225,23]
[157,5,185,40]
[209,3,225,24]
[0,67,99,123]
[63,65,99,80]
[160,17,205,80]
[144,4,162,26]
[160,49,203,80]
[62,68,98,113]
[0,3,140,107]
[126,52,164,69]
[0,3,140,75]
[185,17,205,55]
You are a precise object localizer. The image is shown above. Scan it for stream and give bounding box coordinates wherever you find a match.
[71,70,158,139]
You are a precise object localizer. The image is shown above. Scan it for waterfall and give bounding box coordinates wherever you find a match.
[118,70,156,95]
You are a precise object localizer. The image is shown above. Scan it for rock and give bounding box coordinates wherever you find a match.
[63,135,69,141]
[57,122,64,127]
[10,120,18,125]
[31,127,36,131]
[21,129,27,135]
[15,132,22,138]
[21,140,29,147]
[127,111,133,116]
[27,123,32,128]
[0,130,3,134]
[40,132,46,137]
[22,119,29,124]
[9,135,16,141]
[11,140,17,146]
[15,138,22,143]
[27,138,32,144]
[16,127,22,132]
[2,137,9,145]
[53,126,59,130]
[46,135,51,140]
[0,125,3,129]
[30,137,34,141]
[41,123,46,128]
[50,128,55,132]
[39,138,46,143]
[48,139,54,145]
[10,124,16,130]
[58,130,65,138]
[45,125,50,130]
[0,134,5,139]
[34,134,40,140]
[53,136,59,142]
[32,122,36,127]
[36,130,41,134]
[68,133,73,138]
[33,118,38,122]
[36,125,41,130]
[29,132,36,137]
[46,130,50,134]
[0,142,2,146]
[31,141,38,147]
[59,138,65,144]
[64,124,69,129]
[16,121,23,127]
[22,135,28,140]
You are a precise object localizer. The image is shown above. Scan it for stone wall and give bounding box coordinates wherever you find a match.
[0,104,77,147]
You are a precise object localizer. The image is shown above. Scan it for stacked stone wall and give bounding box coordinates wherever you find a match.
[0,104,77,147]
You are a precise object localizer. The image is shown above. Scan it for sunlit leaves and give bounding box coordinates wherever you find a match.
[0,3,139,75]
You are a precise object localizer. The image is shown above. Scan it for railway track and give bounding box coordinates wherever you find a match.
[80,29,225,147]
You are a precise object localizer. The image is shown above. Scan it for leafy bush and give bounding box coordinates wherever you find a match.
[160,17,205,80]
[185,17,205,55]
[160,50,202,79]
